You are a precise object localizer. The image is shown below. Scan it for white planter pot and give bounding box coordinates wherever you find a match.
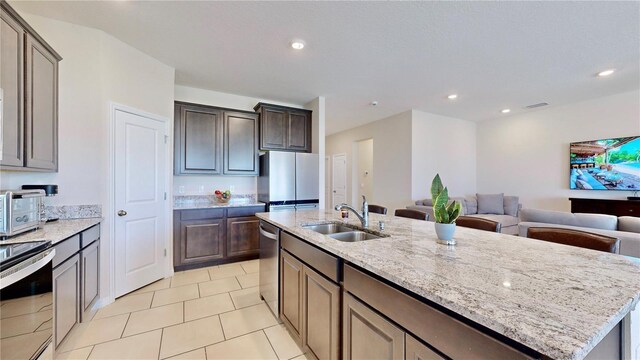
[435,223,456,245]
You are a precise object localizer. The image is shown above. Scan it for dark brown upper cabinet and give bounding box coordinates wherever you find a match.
[174,102,260,176]
[174,103,223,175]
[223,111,259,175]
[254,103,312,153]
[1,2,61,171]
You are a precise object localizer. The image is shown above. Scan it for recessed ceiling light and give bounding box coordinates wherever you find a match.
[290,40,305,50]
[370,101,379,106]
[447,94,458,100]
[501,109,511,114]
[597,69,615,77]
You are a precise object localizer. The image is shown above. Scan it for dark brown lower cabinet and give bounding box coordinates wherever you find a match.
[302,265,340,360]
[53,254,80,348]
[280,250,303,342]
[80,240,100,322]
[406,334,445,360]
[226,216,260,257]
[173,205,265,270]
[343,292,405,360]
[179,219,225,265]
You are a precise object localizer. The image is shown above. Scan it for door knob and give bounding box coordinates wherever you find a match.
[118,210,127,217]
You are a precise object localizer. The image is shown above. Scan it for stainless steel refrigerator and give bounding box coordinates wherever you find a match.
[258,152,319,211]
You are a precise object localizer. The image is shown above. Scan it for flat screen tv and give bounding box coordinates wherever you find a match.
[570,136,640,191]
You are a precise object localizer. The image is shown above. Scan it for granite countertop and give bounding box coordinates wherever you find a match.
[1,218,102,246]
[256,209,640,360]
[173,201,266,210]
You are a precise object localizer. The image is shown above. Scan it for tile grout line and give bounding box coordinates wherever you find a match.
[157,327,165,360]
[86,345,95,360]
[217,312,227,341]
[120,313,131,339]
[262,329,281,359]
[163,346,206,360]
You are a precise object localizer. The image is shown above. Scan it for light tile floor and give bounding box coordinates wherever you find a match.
[55,260,309,360]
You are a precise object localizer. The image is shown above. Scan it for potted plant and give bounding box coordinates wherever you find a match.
[431,174,462,244]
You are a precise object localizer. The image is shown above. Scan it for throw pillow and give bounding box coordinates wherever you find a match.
[477,193,505,215]
[464,196,478,214]
[503,196,519,217]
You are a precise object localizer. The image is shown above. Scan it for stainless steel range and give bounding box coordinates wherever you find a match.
[0,240,55,360]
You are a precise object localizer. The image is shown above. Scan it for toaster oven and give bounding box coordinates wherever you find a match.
[0,190,45,238]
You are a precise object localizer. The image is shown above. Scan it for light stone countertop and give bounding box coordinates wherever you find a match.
[256,209,640,360]
[173,201,266,210]
[1,218,102,246]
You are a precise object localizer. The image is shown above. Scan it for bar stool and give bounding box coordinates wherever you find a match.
[368,204,388,215]
[526,227,620,253]
[455,216,501,233]
[394,209,429,221]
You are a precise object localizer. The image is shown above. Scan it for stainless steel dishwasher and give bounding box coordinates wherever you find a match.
[259,220,280,317]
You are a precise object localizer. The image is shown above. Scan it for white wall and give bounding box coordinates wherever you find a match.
[355,139,374,202]
[173,85,304,196]
[0,13,175,302]
[477,90,640,211]
[326,111,413,211]
[411,110,477,200]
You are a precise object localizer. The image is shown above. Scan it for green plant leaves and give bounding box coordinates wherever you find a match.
[431,174,443,202]
[430,173,461,224]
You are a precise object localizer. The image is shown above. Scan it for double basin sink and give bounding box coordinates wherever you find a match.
[302,223,386,242]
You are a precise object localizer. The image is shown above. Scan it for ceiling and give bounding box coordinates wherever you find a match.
[10,1,640,134]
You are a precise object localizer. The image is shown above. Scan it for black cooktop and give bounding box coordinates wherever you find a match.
[0,241,52,271]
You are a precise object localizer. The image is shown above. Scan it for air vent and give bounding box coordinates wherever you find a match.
[525,102,549,109]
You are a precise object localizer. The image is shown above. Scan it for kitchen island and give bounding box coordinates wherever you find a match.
[257,209,640,360]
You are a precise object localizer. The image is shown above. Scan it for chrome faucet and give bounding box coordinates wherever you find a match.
[335,195,369,228]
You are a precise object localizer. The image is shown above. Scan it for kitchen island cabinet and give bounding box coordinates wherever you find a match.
[257,209,640,360]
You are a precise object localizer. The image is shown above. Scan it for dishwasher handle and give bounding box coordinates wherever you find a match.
[259,225,278,240]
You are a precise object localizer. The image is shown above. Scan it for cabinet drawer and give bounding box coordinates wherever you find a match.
[53,235,80,268]
[179,208,224,221]
[281,232,339,282]
[343,265,535,360]
[81,225,100,248]
[227,205,266,218]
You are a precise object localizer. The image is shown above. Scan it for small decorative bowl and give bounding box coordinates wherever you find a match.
[215,194,231,203]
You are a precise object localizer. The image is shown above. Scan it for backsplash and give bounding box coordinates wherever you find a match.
[174,194,257,208]
[45,205,102,220]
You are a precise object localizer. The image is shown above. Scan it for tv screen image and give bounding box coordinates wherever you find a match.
[570,136,640,191]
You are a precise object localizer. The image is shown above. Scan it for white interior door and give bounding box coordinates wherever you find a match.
[332,154,347,208]
[114,107,166,297]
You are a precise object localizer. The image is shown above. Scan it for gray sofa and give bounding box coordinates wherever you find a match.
[518,208,640,258]
[407,194,522,235]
